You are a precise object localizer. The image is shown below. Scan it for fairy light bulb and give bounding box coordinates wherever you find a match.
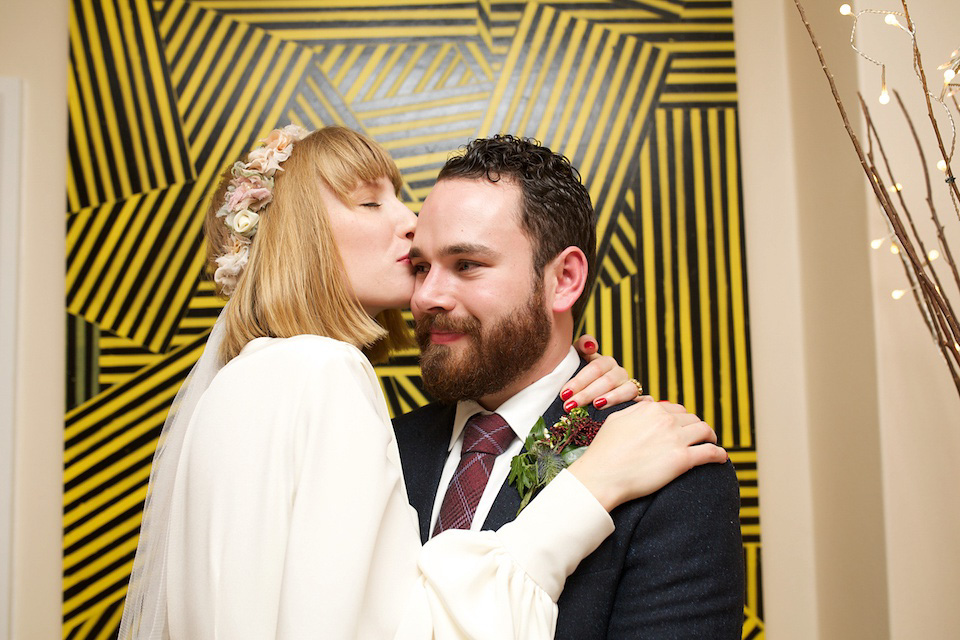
[938,159,948,171]
[946,69,957,83]
[871,238,885,249]
[879,89,890,104]
[839,3,852,15]
[929,249,941,261]
[890,244,900,254]
[891,289,905,300]
[884,13,900,27]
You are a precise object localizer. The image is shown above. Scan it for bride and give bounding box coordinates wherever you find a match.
[119,125,727,639]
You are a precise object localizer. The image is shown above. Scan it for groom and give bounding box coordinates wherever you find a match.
[394,136,744,638]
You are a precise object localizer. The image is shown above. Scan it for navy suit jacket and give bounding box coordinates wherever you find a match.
[392,374,745,638]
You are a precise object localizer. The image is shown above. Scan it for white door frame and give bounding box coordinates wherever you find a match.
[0,75,22,639]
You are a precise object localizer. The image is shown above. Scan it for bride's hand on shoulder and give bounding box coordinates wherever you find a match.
[564,335,650,410]
[566,401,727,512]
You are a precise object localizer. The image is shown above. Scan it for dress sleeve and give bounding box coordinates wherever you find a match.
[398,470,614,639]
[166,337,614,640]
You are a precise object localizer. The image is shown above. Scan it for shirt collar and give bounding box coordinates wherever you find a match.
[448,347,581,450]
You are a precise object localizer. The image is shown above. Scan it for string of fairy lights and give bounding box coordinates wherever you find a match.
[838,4,959,106]
[837,3,959,302]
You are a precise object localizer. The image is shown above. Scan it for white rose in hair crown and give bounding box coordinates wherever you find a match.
[213,124,310,296]
[228,210,260,237]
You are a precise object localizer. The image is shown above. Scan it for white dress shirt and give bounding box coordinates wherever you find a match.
[429,347,581,536]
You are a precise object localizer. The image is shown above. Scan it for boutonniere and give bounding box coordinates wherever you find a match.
[508,407,603,513]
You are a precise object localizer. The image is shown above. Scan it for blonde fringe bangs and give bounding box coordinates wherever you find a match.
[308,127,403,202]
[207,126,412,364]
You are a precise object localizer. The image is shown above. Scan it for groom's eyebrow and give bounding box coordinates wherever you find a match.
[409,243,497,260]
[440,243,496,258]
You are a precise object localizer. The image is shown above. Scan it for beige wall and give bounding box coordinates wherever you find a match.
[2,0,68,637]
[4,0,959,637]
[735,0,888,636]
[732,0,821,633]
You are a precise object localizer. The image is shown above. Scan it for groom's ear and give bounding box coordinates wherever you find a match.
[545,247,588,314]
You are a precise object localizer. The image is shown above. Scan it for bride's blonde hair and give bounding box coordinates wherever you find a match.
[204,126,413,363]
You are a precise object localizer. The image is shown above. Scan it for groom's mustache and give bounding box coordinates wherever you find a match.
[414,312,483,347]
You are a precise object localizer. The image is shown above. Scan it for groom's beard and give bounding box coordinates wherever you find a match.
[415,284,551,405]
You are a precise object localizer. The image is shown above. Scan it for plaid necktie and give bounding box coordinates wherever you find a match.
[433,412,516,536]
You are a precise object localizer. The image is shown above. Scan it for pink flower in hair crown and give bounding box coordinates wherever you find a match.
[227,182,272,212]
[214,241,250,296]
[264,126,301,152]
[245,146,287,176]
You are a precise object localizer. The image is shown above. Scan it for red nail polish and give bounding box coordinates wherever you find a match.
[560,388,573,401]
[583,340,596,350]
[594,397,607,409]
[563,399,578,412]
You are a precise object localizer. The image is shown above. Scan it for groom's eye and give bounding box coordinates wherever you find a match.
[412,263,429,274]
[360,202,381,208]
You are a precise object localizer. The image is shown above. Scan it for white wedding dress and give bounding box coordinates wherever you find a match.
[157,334,613,639]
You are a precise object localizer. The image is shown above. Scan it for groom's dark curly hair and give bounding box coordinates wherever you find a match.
[437,135,597,320]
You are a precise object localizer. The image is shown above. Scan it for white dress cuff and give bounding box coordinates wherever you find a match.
[495,469,615,601]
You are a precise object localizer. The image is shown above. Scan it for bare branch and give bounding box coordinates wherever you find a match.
[861,92,959,325]
[894,89,960,308]
[899,1,960,206]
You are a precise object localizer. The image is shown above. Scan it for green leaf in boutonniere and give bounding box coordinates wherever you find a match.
[560,446,587,466]
[508,407,604,514]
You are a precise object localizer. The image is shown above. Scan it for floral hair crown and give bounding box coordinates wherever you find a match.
[213,124,310,296]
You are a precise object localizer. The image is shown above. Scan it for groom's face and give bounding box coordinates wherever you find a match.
[410,177,552,404]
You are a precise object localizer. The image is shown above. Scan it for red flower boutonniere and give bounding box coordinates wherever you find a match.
[508,407,603,513]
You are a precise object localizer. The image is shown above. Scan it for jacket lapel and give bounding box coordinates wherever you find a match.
[393,404,456,543]
[480,476,524,532]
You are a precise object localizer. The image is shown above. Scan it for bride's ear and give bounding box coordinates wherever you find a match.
[545,247,588,314]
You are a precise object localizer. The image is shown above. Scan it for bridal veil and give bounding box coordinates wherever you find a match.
[118,312,227,639]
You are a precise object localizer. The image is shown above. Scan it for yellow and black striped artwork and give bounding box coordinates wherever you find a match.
[64,1,761,637]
